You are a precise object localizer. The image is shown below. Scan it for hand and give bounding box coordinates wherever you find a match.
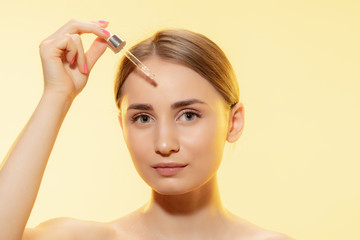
[39,19,111,100]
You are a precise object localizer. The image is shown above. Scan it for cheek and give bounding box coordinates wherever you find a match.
[181,115,228,169]
[124,126,153,167]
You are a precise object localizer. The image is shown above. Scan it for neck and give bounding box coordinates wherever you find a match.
[140,176,231,239]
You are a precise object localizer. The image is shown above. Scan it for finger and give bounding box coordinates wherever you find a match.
[64,34,77,64]
[85,37,108,70]
[94,20,110,28]
[54,19,110,40]
[70,34,87,74]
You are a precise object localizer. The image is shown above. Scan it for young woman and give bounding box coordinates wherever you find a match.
[0,19,293,240]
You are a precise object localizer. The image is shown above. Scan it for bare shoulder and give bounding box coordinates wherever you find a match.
[260,231,295,240]
[228,214,295,240]
[108,208,145,238]
[23,217,118,240]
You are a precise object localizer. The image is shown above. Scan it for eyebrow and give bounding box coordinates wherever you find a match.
[127,99,206,111]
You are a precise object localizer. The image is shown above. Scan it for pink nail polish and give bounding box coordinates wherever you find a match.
[98,20,109,25]
[71,56,76,65]
[84,64,88,74]
[101,28,111,37]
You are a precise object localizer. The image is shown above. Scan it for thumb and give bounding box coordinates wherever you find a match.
[85,37,108,70]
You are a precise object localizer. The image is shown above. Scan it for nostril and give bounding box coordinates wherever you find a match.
[155,142,180,156]
[155,147,179,157]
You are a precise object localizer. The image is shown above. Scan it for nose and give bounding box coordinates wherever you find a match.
[154,120,180,157]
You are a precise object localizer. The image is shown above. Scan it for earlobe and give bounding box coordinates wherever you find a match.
[226,102,245,143]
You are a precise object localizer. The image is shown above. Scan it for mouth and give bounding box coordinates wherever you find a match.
[152,162,188,177]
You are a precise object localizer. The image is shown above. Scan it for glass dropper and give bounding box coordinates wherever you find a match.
[121,48,157,86]
[106,33,157,87]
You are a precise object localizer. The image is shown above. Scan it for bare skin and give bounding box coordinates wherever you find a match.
[0,20,294,240]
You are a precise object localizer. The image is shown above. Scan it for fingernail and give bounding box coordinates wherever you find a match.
[71,56,76,65]
[98,20,109,25]
[84,64,88,74]
[101,28,111,36]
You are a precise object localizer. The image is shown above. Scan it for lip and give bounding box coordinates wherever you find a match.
[152,162,188,177]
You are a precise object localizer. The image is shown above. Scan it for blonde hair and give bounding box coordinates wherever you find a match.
[114,29,239,109]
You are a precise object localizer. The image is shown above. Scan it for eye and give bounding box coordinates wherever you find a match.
[178,110,202,122]
[131,114,154,124]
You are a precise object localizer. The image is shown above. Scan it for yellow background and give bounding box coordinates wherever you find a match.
[1,0,359,239]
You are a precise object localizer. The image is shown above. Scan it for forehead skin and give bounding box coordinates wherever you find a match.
[119,56,228,116]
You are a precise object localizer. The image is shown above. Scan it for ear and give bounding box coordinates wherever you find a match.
[226,102,245,143]
[118,112,123,129]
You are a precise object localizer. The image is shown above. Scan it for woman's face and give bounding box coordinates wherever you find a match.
[119,56,231,195]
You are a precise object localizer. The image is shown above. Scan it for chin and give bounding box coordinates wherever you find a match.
[152,187,192,196]
[148,177,211,196]
[148,180,192,196]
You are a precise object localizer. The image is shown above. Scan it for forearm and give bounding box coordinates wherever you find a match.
[0,91,73,240]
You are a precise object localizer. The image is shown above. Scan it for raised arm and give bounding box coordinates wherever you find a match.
[0,19,111,240]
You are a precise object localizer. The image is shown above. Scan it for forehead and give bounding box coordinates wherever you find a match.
[120,56,225,111]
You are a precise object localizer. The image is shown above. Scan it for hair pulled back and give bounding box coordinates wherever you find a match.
[114,29,239,109]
